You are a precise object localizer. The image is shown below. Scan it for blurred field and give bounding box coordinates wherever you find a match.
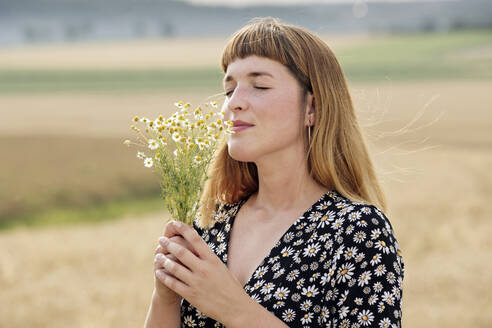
[0,34,370,70]
[0,138,491,327]
[0,30,490,93]
[0,30,491,327]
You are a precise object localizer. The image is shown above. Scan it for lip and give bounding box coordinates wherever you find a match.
[232,120,254,127]
[232,125,253,132]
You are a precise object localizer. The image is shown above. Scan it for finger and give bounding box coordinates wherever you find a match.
[154,253,180,270]
[156,270,190,297]
[154,244,179,259]
[154,244,165,256]
[154,253,167,270]
[163,220,183,239]
[167,221,212,262]
[159,247,194,286]
[159,235,199,257]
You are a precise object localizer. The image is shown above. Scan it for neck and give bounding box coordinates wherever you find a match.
[249,148,332,216]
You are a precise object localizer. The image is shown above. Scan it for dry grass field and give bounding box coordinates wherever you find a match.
[1,80,490,327]
[0,34,491,327]
[0,33,370,70]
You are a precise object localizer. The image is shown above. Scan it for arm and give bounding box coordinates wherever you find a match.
[158,220,290,328]
[327,206,404,327]
[143,290,181,328]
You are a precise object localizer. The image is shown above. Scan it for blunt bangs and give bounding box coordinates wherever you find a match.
[221,18,312,93]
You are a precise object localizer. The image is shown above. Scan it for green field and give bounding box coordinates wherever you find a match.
[0,29,491,94]
[339,29,492,81]
[1,29,492,328]
[1,28,491,230]
[0,67,223,93]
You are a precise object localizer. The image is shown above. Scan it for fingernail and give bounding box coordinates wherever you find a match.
[159,236,168,245]
[156,253,164,260]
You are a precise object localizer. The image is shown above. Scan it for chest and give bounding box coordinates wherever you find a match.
[226,211,298,288]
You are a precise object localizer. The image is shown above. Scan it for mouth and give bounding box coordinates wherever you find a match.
[232,120,254,127]
[232,125,253,132]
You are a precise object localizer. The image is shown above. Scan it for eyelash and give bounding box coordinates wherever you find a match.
[225,86,270,97]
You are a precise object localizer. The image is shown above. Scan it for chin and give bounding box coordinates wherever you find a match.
[227,142,257,163]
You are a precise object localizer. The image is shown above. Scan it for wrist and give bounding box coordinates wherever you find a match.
[152,289,182,307]
[223,294,254,328]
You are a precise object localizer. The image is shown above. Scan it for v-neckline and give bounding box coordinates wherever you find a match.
[224,190,336,290]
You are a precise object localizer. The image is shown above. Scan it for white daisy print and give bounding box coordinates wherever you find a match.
[358,309,375,326]
[301,285,319,298]
[374,264,387,277]
[378,317,392,328]
[303,242,321,257]
[274,287,290,300]
[336,263,356,283]
[260,282,275,295]
[358,270,372,287]
[282,309,296,322]
[353,231,367,243]
[300,312,313,324]
[253,266,269,279]
[179,190,404,328]
[182,315,196,327]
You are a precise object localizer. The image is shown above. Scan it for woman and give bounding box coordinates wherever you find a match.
[145,17,404,328]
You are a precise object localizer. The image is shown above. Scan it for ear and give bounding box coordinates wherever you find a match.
[304,92,315,127]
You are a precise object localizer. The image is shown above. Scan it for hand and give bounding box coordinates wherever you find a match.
[157,220,250,325]
[153,220,199,304]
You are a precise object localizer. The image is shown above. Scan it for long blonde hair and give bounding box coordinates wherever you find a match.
[196,17,387,229]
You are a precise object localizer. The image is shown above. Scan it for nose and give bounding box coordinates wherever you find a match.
[226,84,249,113]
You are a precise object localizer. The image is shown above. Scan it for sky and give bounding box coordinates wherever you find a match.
[183,0,455,7]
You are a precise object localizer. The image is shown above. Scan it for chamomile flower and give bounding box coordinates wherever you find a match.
[144,157,153,168]
[127,100,233,225]
[195,137,207,150]
[148,139,159,150]
[172,132,181,142]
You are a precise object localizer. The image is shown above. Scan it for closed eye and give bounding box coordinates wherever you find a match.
[224,86,270,97]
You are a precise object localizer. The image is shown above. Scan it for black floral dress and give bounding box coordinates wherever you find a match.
[181,190,404,328]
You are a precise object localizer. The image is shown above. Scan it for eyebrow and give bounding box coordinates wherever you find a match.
[223,71,274,83]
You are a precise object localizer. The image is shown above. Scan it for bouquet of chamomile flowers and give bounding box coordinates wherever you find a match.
[124,100,233,226]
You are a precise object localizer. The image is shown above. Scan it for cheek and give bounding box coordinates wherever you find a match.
[264,96,302,133]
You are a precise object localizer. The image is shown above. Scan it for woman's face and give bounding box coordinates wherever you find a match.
[222,55,311,163]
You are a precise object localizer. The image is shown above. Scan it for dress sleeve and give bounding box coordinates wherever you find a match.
[325,205,404,327]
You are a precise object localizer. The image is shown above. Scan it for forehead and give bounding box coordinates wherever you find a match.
[223,56,286,83]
